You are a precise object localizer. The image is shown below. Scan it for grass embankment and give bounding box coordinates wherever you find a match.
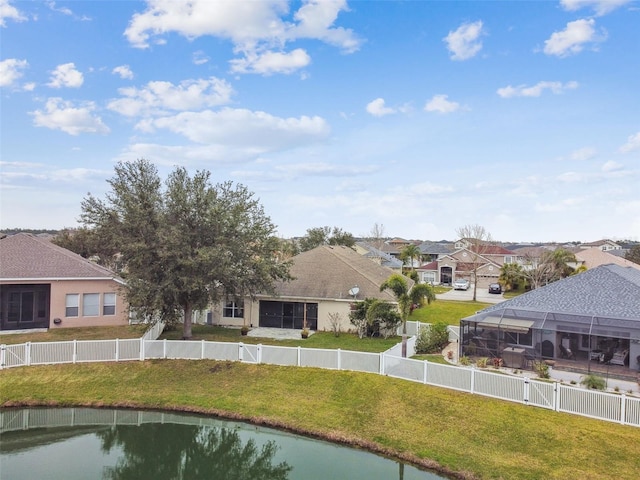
[1,360,638,480]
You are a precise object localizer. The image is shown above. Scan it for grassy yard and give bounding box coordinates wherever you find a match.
[161,324,400,353]
[0,299,484,349]
[0,325,147,345]
[409,300,490,326]
[1,360,638,480]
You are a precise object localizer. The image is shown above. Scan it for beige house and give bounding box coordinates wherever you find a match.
[417,244,515,288]
[575,247,640,270]
[208,245,403,331]
[0,233,129,332]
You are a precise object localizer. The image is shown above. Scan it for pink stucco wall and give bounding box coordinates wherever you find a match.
[49,279,129,328]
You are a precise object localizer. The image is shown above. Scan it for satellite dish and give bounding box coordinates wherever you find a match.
[348,286,360,297]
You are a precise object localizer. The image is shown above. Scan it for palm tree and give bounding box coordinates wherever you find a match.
[399,244,421,271]
[499,263,523,291]
[380,273,436,357]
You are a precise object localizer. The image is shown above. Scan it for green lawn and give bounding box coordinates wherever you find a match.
[2,361,638,480]
[409,300,490,326]
[160,325,400,353]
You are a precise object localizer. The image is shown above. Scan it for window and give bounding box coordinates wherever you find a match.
[422,272,436,284]
[103,293,116,315]
[504,256,513,264]
[223,300,244,319]
[66,294,79,317]
[504,329,533,347]
[83,293,100,317]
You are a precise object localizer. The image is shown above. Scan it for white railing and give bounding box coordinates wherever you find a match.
[1,336,638,428]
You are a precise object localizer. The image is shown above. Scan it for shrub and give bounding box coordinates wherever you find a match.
[415,321,450,354]
[492,357,503,369]
[533,361,549,379]
[476,357,489,368]
[581,374,606,390]
[459,355,471,366]
[327,312,343,337]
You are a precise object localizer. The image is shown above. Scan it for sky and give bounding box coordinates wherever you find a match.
[1,0,639,243]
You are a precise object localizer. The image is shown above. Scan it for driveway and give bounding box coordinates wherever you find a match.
[436,284,505,304]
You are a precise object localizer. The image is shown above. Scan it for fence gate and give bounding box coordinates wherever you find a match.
[1,344,27,369]
[527,379,556,409]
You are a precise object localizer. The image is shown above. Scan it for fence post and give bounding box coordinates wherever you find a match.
[257,344,262,364]
[201,340,205,360]
[140,338,145,361]
[297,346,301,367]
[379,353,385,375]
[523,377,530,405]
[26,342,31,366]
[163,339,167,359]
[115,339,119,362]
[423,360,428,384]
[73,339,77,364]
[239,343,244,362]
[554,383,560,412]
[0,344,5,369]
[337,349,341,370]
[470,366,475,394]
[621,394,627,425]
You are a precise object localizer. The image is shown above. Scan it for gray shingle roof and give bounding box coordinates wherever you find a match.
[482,264,640,320]
[0,233,120,280]
[271,245,405,302]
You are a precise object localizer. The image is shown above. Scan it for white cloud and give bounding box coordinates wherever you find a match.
[0,0,27,26]
[124,0,361,75]
[366,98,396,117]
[569,147,597,161]
[31,97,110,135]
[107,77,234,117]
[560,0,631,16]
[46,1,72,16]
[47,63,84,88]
[112,65,134,79]
[192,50,209,65]
[543,19,605,57]
[0,58,28,87]
[143,108,330,150]
[275,162,378,178]
[424,94,460,114]
[497,80,579,98]
[230,48,311,75]
[443,20,484,61]
[619,131,640,153]
[602,160,623,172]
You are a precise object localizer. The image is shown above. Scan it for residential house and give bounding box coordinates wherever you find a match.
[459,264,640,376]
[417,241,455,262]
[417,244,515,287]
[581,239,623,252]
[0,233,129,332]
[354,241,404,271]
[207,245,404,331]
[575,248,640,270]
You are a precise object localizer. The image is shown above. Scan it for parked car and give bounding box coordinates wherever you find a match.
[453,279,470,290]
[488,283,502,294]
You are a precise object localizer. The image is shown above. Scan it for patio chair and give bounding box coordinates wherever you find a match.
[559,343,574,360]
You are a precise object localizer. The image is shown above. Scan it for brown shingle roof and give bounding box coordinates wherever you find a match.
[272,245,405,302]
[0,233,121,280]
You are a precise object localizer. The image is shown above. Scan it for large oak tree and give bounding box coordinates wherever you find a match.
[80,159,291,339]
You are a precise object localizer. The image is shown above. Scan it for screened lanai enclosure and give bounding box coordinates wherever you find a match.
[460,307,640,380]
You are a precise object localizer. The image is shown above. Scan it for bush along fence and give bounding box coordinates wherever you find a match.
[1,327,638,428]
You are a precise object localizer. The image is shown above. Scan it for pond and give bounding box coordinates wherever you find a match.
[0,408,449,479]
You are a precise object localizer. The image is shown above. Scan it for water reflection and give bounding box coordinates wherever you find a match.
[98,423,290,480]
[0,408,447,479]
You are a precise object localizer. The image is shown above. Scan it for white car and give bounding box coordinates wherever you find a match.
[453,279,470,290]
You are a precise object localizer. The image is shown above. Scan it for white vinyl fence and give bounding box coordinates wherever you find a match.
[1,327,638,428]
